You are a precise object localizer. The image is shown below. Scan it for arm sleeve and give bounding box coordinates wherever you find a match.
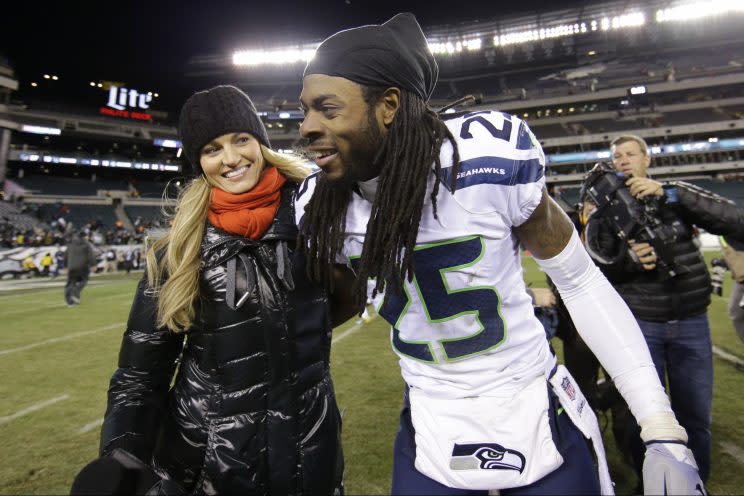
[99,274,185,461]
[667,181,744,242]
[535,231,676,426]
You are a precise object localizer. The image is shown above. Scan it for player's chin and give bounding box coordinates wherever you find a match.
[323,166,354,188]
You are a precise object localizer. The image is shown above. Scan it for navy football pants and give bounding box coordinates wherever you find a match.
[391,387,601,495]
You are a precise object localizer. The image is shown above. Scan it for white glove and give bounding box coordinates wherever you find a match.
[642,442,706,496]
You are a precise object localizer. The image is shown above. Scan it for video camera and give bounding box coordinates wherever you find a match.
[580,162,688,278]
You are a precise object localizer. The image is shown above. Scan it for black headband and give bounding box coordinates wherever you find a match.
[304,13,438,102]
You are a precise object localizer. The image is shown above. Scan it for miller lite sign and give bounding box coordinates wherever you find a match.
[100,85,153,121]
[106,86,152,110]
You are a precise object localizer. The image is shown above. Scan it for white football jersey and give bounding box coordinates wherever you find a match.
[295,111,555,398]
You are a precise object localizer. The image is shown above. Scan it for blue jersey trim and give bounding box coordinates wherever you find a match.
[441,156,544,190]
[515,121,533,151]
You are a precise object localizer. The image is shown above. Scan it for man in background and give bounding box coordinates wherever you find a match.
[40,252,53,277]
[64,231,96,306]
[583,134,744,485]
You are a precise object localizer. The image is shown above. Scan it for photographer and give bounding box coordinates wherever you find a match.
[581,134,744,485]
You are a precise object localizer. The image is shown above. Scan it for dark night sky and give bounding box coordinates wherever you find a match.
[3,0,581,112]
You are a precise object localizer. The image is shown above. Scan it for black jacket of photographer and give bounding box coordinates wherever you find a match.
[587,181,744,322]
[100,185,343,495]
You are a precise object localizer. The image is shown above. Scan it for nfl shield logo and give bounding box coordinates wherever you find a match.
[561,377,576,401]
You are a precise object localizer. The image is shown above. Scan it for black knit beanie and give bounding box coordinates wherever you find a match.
[178,85,271,176]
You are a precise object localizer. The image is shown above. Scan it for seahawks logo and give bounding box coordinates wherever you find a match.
[450,443,526,473]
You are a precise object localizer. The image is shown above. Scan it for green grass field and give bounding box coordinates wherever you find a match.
[1,253,743,495]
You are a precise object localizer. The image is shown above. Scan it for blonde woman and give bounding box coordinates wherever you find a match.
[97,86,343,495]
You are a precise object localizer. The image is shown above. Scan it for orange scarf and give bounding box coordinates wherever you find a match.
[208,167,287,240]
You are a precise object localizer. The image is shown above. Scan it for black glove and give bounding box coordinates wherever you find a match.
[70,448,160,496]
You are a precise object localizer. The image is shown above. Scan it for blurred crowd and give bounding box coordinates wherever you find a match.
[0,200,168,249]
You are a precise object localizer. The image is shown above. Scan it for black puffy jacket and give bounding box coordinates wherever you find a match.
[100,185,343,495]
[587,180,744,322]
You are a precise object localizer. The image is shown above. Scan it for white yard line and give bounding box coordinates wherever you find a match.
[5,293,130,316]
[712,345,744,368]
[3,302,75,317]
[3,295,128,318]
[0,287,61,299]
[0,323,123,357]
[0,279,134,296]
[719,441,744,465]
[0,394,70,425]
[332,315,378,345]
[77,418,104,434]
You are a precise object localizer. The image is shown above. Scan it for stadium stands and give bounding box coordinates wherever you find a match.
[124,205,169,227]
[0,201,45,231]
[130,181,169,198]
[1,0,743,227]
[13,175,130,196]
[34,203,118,228]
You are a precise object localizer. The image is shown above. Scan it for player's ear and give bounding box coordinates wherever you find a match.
[379,87,401,127]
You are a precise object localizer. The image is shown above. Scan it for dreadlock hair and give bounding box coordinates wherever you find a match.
[298,86,461,314]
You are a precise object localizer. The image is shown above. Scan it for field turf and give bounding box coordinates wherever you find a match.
[1,253,742,494]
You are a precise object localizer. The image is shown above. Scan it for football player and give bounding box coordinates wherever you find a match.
[295,13,705,495]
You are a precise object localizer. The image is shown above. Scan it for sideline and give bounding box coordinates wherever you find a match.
[3,294,129,318]
[712,345,744,370]
[0,394,70,425]
[719,441,744,465]
[0,278,134,296]
[0,323,123,357]
[77,418,104,434]
[332,315,378,345]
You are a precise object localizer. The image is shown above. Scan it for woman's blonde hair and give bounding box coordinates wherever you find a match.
[146,144,313,332]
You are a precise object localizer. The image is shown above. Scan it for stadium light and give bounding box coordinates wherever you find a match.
[492,11,642,48]
[629,85,647,95]
[153,138,182,149]
[657,1,744,22]
[602,12,646,30]
[228,3,743,69]
[21,125,61,135]
[495,23,587,47]
[233,46,318,66]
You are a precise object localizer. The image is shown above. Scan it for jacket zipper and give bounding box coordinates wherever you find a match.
[301,395,328,445]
